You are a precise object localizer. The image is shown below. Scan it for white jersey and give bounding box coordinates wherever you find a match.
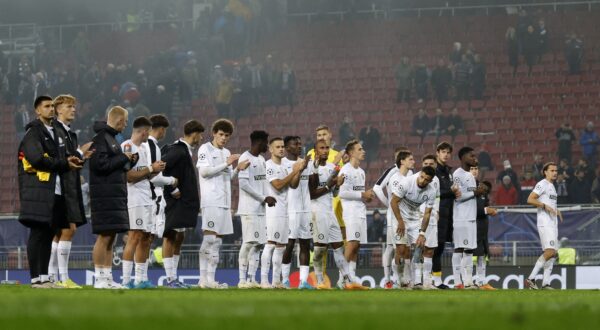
[453,167,477,222]
[196,142,233,209]
[339,163,367,219]
[419,174,440,219]
[237,151,267,215]
[147,136,176,197]
[385,170,411,224]
[532,179,558,227]
[121,140,153,208]
[310,162,336,212]
[283,157,311,213]
[266,159,289,217]
[391,173,436,222]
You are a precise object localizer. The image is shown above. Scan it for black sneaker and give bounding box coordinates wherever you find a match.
[525,278,538,290]
[436,283,450,290]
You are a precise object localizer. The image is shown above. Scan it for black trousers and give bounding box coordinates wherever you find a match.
[432,205,453,273]
[27,223,54,281]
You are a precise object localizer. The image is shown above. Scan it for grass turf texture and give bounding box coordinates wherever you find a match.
[1,287,599,330]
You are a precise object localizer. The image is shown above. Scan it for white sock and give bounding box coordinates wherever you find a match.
[382,245,394,282]
[414,261,423,285]
[173,254,180,278]
[260,244,275,284]
[272,246,285,285]
[57,241,71,282]
[207,237,222,283]
[142,261,149,282]
[134,262,144,285]
[542,257,555,287]
[433,273,442,286]
[403,259,411,284]
[238,242,253,283]
[476,257,486,285]
[282,263,291,283]
[313,246,326,284]
[392,259,400,283]
[463,252,474,286]
[452,252,463,286]
[394,259,403,284]
[423,257,433,286]
[122,260,133,284]
[248,244,261,282]
[94,266,104,284]
[163,257,174,282]
[48,241,58,282]
[103,267,113,282]
[299,265,309,283]
[529,255,546,280]
[333,247,350,282]
[199,235,215,285]
[349,261,357,281]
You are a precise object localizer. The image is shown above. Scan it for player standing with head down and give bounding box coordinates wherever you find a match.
[526,162,561,290]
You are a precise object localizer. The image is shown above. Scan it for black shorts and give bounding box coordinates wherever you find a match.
[437,205,454,244]
[473,239,489,257]
[51,195,70,230]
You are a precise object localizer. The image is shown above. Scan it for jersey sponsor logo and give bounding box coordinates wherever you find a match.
[208,221,215,228]
[254,175,266,180]
[136,218,143,226]
[549,195,557,200]
[300,175,309,180]
[467,187,476,192]
[318,182,327,187]
[352,186,365,191]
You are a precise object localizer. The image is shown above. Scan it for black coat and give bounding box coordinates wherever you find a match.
[18,119,70,227]
[53,121,87,226]
[162,140,200,231]
[88,121,131,234]
[476,192,490,241]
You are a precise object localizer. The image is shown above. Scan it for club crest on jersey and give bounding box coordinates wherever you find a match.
[422,195,429,201]
[355,232,360,238]
[199,153,206,160]
[274,232,280,239]
[254,232,259,238]
[318,234,325,240]
[208,221,215,228]
[267,168,274,176]
[136,218,143,226]
[463,239,468,245]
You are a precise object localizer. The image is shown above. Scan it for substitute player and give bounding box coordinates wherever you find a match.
[526,162,561,290]
[471,169,497,290]
[197,119,249,289]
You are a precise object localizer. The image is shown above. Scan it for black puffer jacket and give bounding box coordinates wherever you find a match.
[53,121,86,226]
[88,121,130,234]
[18,119,70,227]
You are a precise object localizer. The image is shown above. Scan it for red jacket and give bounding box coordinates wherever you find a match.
[495,184,519,205]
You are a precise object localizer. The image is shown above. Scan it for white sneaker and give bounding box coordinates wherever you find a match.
[272,282,286,289]
[260,282,273,289]
[238,281,251,289]
[108,281,126,289]
[94,280,111,289]
[203,281,228,289]
[423,283,439,290]
[247,281,261,289]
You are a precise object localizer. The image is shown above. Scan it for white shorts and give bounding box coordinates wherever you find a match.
[289,212,312,240]
[267,215,289,244]
[393,220,420,245]
[152,196,166,237]
[425,224,438,248]
[311,210,343,244]
[453,220,477,250]
[345,217,367,244]
[128,205,154,233]
[241,215,267,244]
[538,226,558,251]
[202,207,233,235]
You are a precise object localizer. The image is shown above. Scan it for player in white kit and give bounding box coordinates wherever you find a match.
[526,162,561,290]
[197,119,249,289]
[261,138,306,288]
[237,131,277,288]
[309,139,366,290]
[281,136,314,289]
[121,117,166,289]
[339,140,374,286]
[452,147,486,289]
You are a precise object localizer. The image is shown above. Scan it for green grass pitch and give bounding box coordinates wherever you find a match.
[1,286,599,330]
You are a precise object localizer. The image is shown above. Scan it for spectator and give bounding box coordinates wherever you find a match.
[339,115,356,145]
[279,62,296,109]
[497,159,521,200]
[516,9,533,52]
[179,58,199,105]
[246,57,262,107]
[149,85,172,115]
[454,54,472,101]
[537,19,549,61]
[428,108,447,139]
[565,33,584,75]
[556,172,570,204]
[215,76,234,118]
[531,154,545,181]
[579,121,599,169]
[14,103,31,141]
[431,59,452,105]
[478,143,493,179]
[556,123,576,164]
[71,31,90,65]
[261,54,278,106]
[471,54,486,100]
[558,158,575,184]
[395,56,412,103]
[575,158,595,183]
[359,123,381,166]
[368,210,385,243]
[522,25,538,75]
[591,168,600,203]
[506,27,519,76]
[520,169,537,204]
[445,108,464,142]
[495,176,519,205]
[411,108,430,143]
[413,62,429,103]
[449,42,463,65]
[208,65,224,103]
[568,169,592,204]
